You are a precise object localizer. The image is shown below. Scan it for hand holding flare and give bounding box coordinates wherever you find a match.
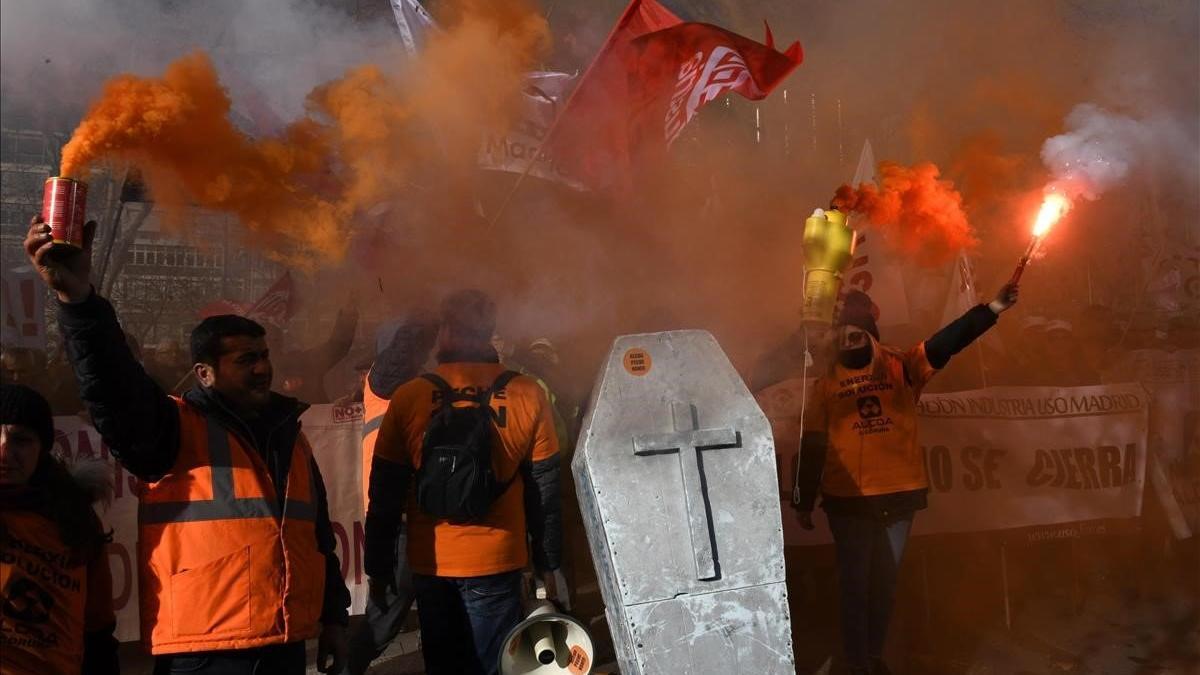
[1010,192,1071,284]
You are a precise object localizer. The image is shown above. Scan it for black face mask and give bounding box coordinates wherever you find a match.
[839,343,873,369]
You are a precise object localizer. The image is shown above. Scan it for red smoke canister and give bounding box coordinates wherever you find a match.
[42,176,88,247]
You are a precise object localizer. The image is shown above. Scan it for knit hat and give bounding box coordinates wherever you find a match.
[0,384,55,453]
[836,290,880,341]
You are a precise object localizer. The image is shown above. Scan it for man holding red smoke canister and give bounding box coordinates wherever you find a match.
[793,282,1018,675]
[22,214,351,675]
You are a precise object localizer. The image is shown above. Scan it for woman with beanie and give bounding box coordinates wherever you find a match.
[1,384,119,675]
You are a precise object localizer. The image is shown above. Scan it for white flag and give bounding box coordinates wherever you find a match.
[391,0,435,55]
[478,71,583,189]
[940,250,1004,354]
[941,250,978,326]
[387,1,581,188]
[842,140,911,326]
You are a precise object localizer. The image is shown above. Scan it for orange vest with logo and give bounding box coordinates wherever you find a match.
[361,372,390,511]
[808,339,937,497]
[0,511,95,675]
[137,398,326,654]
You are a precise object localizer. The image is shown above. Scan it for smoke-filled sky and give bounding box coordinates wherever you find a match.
[2,0,1197,376]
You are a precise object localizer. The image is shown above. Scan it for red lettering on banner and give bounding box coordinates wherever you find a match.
[53,429,71,458]
[19,278,37,337]
[80,430,100,459]
[848,270,874,293]
[331,522,350,579]
[331,520,366,586]
[333,404,364,424]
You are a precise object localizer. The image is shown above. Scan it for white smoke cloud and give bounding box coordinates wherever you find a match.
[0,0,402,128]
[1041,103,1195,200]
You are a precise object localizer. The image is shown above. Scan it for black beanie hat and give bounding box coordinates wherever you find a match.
[837,290,881,341]
[0,384,55,453]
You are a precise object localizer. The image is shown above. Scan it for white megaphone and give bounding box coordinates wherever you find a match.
[498,601,594,675]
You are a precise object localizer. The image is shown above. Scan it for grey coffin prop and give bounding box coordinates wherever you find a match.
[572,330,795,674]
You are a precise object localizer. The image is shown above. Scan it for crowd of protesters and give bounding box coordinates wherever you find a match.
[3,209,1197,675]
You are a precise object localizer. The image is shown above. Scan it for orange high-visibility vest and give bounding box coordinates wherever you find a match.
[361,371,389,511]
[137,398,325,654]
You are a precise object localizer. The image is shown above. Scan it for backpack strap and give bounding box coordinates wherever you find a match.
[423,371,522,405]
[421,373,465,408]
[420,373,452,393]
[486,370,521,401]
[487,370,523,497]
[420,373,448,388]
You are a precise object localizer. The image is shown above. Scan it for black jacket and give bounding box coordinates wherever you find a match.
[795,304,999,518]
[57,290,350,626]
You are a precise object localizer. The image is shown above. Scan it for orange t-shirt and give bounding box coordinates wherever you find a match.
[0,509,114,675]
[803,339,938,497]
[374,363,560,577]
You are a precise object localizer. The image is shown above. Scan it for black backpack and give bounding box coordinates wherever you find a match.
[414,370,521,522]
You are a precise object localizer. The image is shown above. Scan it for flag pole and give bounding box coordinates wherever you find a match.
[486,0,650,230]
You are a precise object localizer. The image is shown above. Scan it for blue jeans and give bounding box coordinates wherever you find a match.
[827,511,914,669]
[412,570,524,675]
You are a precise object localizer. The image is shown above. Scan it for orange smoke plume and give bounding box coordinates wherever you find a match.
[57,0,549,267]
[832,161,978,266]
[58,53,377,265]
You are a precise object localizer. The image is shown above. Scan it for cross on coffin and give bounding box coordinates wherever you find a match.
[632,401,741,581]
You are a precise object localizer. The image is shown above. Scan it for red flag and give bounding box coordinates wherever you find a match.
[196,271,296,328]
[245,271,296,327]
[196,298,248,320]
[547,0,801,191]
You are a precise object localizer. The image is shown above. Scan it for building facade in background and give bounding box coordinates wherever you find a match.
[0,126,281,347]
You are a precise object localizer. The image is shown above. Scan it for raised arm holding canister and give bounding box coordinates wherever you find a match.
[792,283,1018,675]
[23,215,350,675]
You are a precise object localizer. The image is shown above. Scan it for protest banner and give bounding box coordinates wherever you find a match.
[758,383,1151,546]
[478,71,582,189]
[0,266,47,350]
[55,384,1155,638]
[1108,348,1199,538]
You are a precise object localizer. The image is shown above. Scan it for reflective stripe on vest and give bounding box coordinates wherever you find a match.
[139,398,325,654]
[362,413,385,439]
[361,376,391,511]
[139,416,317,525]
